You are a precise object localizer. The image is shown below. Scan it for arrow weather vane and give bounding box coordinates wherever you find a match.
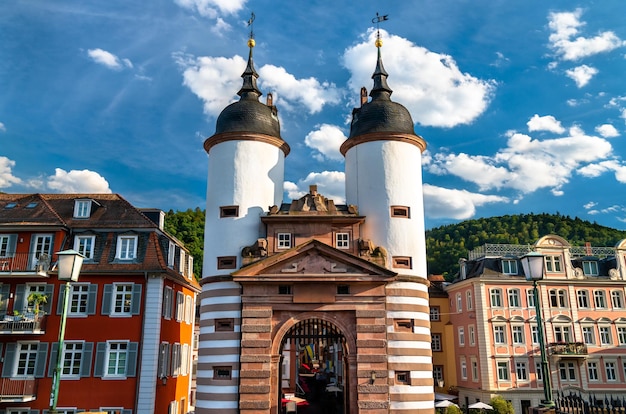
[247,12,255,40]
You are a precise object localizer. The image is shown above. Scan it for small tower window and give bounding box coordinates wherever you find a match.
[395,319,413,332]
[213,366,232,380]
[390,205,410,218]
[395,371,411,385]
[279,285,292,295]
[217,256,237,269]
[393,256,412,269]
[337,285,350,295]
[336,233,350,249]
[277,233,292,249]
[220,206,239,218]
[215,318,234,331]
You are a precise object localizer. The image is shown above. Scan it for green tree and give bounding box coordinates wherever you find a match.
[165,208,205,280]
[490,395,514,414]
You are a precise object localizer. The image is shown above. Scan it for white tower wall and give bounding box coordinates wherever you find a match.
[345,139,427,277]
[203,139,285,277]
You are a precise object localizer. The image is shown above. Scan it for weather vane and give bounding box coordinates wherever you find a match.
[371,12,389,42]
[247,12,255,40]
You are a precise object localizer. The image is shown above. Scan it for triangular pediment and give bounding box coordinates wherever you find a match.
[232,239,396,282]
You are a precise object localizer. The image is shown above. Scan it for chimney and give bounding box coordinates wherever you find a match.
[459,258,467,280]
[309,185,318,195]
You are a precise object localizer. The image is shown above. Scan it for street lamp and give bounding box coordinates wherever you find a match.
[49,249,84,413]
[520,251,554,409]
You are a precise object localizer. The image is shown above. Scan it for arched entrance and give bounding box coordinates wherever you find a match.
[278,318,347,414]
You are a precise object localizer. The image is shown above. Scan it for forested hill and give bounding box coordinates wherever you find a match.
[426,213,626,279]
[163,209,626,281]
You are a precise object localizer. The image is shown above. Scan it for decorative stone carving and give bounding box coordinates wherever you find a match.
[242,238,268,258]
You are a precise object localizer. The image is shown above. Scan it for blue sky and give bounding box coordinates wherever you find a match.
[1,1,626,231]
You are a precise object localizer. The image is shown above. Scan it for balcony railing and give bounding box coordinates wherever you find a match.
[0,314,47,334]
[548,342,588,357]
[0,378,37,402]
[0,252,51,275]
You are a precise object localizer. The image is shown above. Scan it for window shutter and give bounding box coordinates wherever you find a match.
[43,284,54,314]
[48,343,59,377]
[56,285,67,315]
[126,342,139,377]
[87,284,98,315]
[0,284,10,314]
[94,342,107,377]
[14,284,25,313]
[6,234,17,256]
[34,342,48,378]
[166,343,171,377]
[2,343,16,377]
[131,284,142,315]
[102,285,112,315]
[81,342,94,377]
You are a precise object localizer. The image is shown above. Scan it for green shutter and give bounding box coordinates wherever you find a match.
[87,284,98,315]
[94,342,107,377]
[48,343,59,377]
[2,343,16,377]
[81,342,94,377]
[34,342,48,378]
[126,342,139,377]
[0,284,10,314]
[14,284,25,313]
[43,284,54,314]
[131,284,142,315]
[102,285,112,315]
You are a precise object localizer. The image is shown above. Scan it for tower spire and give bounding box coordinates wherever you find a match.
[238,12,261,99]
[370,13,392,99]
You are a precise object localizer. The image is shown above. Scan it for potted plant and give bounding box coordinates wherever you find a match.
[27,292,48,317]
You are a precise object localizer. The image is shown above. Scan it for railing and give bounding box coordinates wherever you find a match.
[0,378,37,402]
[468,244,533,260]
[549,342,588,357]
[0,314,47,334]
[0,252,51,274]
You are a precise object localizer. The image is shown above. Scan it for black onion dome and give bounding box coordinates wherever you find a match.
[214,42,281,139]
[348,44,416,139]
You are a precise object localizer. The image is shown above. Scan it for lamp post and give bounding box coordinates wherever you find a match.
[49,249,84,414]
[520,251,554,409]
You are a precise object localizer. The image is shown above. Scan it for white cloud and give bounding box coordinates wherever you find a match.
[428,130,614,195]
[548,9,625,61]
[595,124,619,138]
[565,65,598,88]
[342,29,496,128]
[527,114,565,134]
[174,52,342,118]
[87,48,133,70]
[0,122,5,132]
[46,169,112,193]
[423,184,509,220]
[583,201,597,210]
[174,0,246,18]
[578,160,626,183]
[0,157,22,188]
[304,124,347,161]
[284,171,346,203]
[258,66,342,114]
[173,52,244,117]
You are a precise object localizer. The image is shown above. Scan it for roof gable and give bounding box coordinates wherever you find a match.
[233,239,396,282]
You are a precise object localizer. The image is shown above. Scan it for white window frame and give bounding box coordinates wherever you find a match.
[497,361,509,381]
[535,362,543,381]
[490,288,502,307]
[582,326,595,345]
[502,259,518,275]
[617,326,626,345]
[111,283,133,316]
[508,288,521,307]
[14,342,39,377]
[176,292,184,322]
[531,325,539,344]
[277,233,291,249]
[594,290,607,309]
[611,290,624,309]
[577,290,589,308]
[116,235,137,260]
[512,325,525,344]
[168,241,176,268]
[73,199,92,218]
[460,358,467,380]
[526,289,535,307]
[456,293,462,312]
[469,324,476,346]
[582,261,598,276]
[171,343,181,377]
[466,290,473,310]
[61,341,84,379]
[545,255,562,272]
[184,295,193,324]
[458,327,465,346]
[163,287,173,319]
[69,283,91,316]
[549,289,567,308]
[554,325,572,343]
[558,361,576,381]
[336,232,349,249]
[429,307,440,321]
[493,325,506,344]
[605,361,617,381]
[0,234,16,257]
[516,361,528,381]
[599,326,611,345]
[471,358,478,382]
[74,235,96,260]
[587,361,599,381]
[104,341,129,378]
[431,333,442,351]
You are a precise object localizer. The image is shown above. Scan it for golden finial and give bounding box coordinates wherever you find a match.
[248,38,255,48]
[375,38,383,48]
[247,12,255,48]
[372,13,388,48]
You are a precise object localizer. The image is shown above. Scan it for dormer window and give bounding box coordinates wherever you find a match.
[502,259,518,275]
[116,235,138,260]
[583,261,598,276]
[74,199,92,218]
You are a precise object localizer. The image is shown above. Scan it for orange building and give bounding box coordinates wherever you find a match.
[0,193,200,413]
[446,235,626,414]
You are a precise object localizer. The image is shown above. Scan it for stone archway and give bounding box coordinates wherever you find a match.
[271,313,357,414]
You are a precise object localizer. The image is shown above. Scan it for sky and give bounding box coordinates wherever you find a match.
[1,1,626,232]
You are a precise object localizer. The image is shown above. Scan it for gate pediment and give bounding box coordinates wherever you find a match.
[232,239,396,282]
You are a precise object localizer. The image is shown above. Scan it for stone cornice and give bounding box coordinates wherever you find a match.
[340,131,426,156]
[204,131,291,156]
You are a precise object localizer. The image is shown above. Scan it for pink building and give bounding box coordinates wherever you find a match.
[446,235,626,414]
